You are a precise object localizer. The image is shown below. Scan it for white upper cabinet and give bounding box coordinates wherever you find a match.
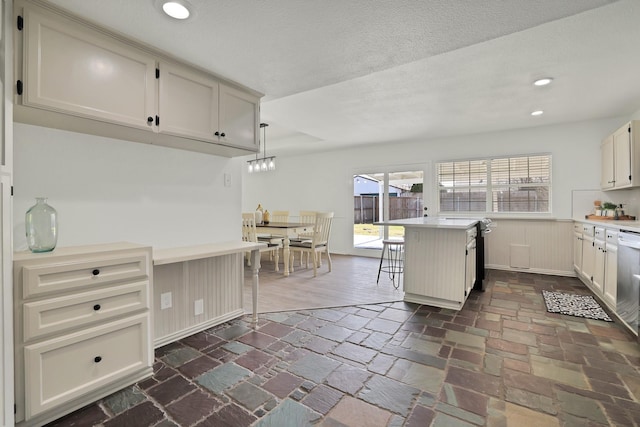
[158,62,219,142]
[600,135,614,189]
[14,0,261,157]
[158,63,259,151]
[22,7,157,131]
[219,84,259,151]
[602,121,640,190]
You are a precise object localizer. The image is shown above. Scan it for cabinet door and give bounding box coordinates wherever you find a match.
[613,123,632,188]
[573,231,583,273]
[601,135,615,189]
[604,242,618,309]
[23,7,157,131]
[158,62,219,142]
[581,234,595,283]
[592,240,605,296]
[465,240,476,297]
[219,84,259,150]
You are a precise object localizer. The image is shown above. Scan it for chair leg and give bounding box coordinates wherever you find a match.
[376,243,386,284]
[326,248,332,272]
[312,251,317,277]
[246,252,252,267]
[274,249,280,272]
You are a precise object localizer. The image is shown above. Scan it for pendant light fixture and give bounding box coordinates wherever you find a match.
[247,123,276,173]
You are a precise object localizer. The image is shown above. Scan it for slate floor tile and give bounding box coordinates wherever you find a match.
[358,375,420,416]
[227,382,272,411]
[196,403,257,427]
[177,355,221,379]
[166,390,220,426]
[288,352,341,383]
[325,396,392,427]
[197,363,252,394]
[147,375,196,406]
[262,371,304,399]
[302,384,343,414]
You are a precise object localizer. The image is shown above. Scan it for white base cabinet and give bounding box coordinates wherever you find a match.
[13,243,153,427]
[573,221,618,313]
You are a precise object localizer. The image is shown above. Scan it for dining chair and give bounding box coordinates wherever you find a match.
[289,211,334,277]
[241,212,283,271]
[271,210,289,223]
[295,211,316,265]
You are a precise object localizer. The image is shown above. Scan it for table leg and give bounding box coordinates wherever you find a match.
[283,237,291,276]
[250,248,261,326]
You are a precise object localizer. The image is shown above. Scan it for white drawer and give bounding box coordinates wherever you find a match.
[21,251,150,299]
[582,224,594,236]
[23,281,150,341]
[23,313,151,419]
[606,230,619,245]
[574,223,582,233]
[594,227,605,240]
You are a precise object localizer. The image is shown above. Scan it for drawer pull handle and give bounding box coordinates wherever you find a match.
[94,356,102,363]
[92,269,100,276]
[93,304,101,311]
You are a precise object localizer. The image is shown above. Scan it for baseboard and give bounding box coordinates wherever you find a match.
[486,264,575,277]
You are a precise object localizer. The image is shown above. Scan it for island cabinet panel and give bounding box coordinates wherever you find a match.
[13,243,153,427]
[403,227,469,310]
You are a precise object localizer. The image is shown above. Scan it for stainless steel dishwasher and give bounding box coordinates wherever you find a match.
[617,231,640,337]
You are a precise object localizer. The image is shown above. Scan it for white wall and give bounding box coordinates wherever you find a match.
[14,124,243,250]
[241,116,630,255]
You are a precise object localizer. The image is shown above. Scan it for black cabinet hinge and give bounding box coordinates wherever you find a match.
[629,175,632,181]
[14,404,16,414]
[465,249,468,255]
[11,186,13,196]
[17,16,23,31]
[464,290,468,297]
[155,115,159,126]
[629,127,632,133]
[156,68,159,79]
[16,80,23,95]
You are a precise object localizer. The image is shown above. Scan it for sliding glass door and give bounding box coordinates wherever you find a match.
[353,169,424,250]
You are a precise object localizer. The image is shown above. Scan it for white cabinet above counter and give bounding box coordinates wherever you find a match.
[601,121,640,190]
[13,0,261,157]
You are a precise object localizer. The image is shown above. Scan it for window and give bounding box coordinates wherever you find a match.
[437,154,551,213]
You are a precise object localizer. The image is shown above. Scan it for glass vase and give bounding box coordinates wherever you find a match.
[25,197,58,253]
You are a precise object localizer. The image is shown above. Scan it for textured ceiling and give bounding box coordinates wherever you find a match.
[44,0,640,155]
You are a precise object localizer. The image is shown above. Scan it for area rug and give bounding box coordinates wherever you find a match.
[542,290,612,322]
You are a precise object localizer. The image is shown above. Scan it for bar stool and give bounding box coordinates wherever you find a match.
[376,238,404,289]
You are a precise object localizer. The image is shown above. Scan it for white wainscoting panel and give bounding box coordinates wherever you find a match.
[153,253,243,346]
[486,219,573,275]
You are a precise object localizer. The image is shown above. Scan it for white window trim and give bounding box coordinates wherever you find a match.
[435,153,552,215]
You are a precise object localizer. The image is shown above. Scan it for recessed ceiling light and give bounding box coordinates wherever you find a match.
[162,1,191,19]
[533,78,553,86]
[531,110,544,116]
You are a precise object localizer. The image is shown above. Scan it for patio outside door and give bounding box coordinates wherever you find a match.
[353,170,424,250]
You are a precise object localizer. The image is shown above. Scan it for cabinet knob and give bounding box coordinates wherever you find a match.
[220,132,226,137]
[147,116,153,124]
[92,269,100,276]
[93,304,101,311]
[214,131,220,136]
[94,356,102,363]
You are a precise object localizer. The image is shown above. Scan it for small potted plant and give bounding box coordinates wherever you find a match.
[602,202,617,217]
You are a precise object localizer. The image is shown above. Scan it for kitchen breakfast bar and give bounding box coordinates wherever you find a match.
[377,218,481,310]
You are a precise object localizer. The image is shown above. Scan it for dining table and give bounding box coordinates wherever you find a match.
[256,222,313,276]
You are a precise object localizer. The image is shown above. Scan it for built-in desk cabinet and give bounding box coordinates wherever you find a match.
[14,0,260,156]
[13,243,153,427]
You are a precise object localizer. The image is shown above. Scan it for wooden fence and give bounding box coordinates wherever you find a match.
[354,195,423,223]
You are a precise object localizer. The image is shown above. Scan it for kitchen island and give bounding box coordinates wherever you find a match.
[377,218,479,310]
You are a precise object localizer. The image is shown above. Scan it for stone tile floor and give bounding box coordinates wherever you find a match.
[47,270,640,426]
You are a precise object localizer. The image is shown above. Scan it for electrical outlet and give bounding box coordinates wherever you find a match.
[194,299,204,316]
[160,292,172,310]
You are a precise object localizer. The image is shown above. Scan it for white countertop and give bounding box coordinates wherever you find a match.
[574,218,640,233]
[375,217,478,229]
[153,241,265,266]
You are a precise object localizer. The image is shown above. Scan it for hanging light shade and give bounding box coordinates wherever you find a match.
[247,123,276,173]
